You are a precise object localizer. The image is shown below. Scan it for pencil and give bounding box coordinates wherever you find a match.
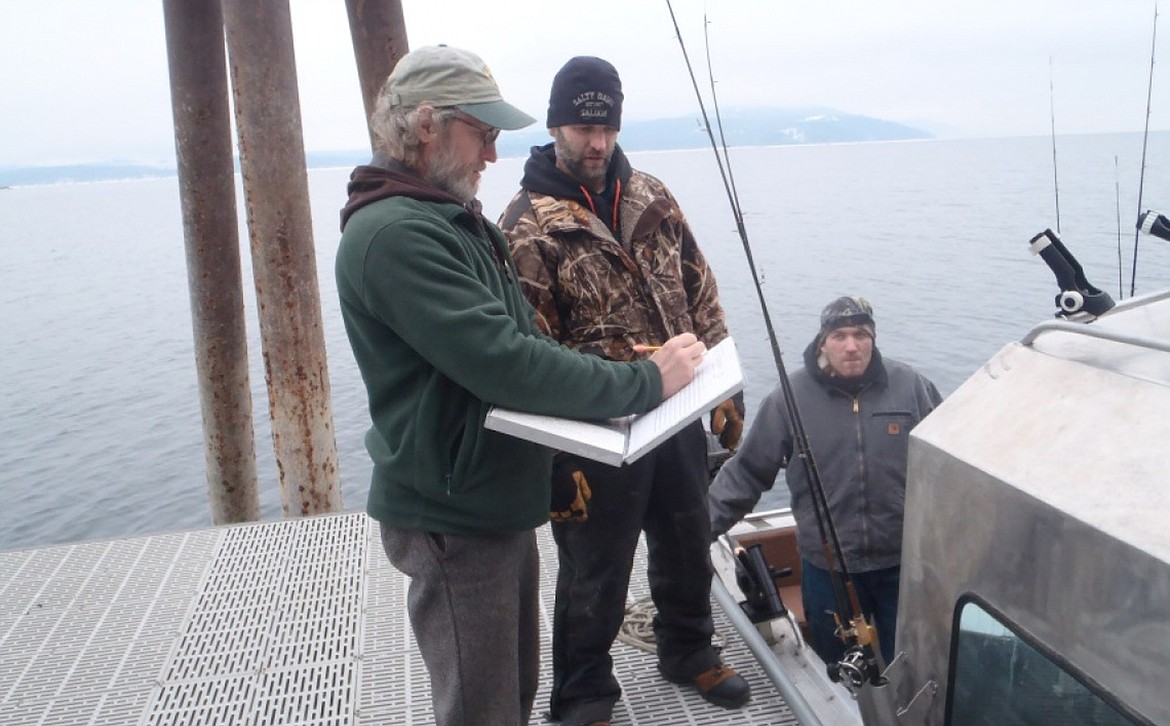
[637,345,662,351]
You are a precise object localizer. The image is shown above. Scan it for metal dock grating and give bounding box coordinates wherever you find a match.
[0,512,799,724]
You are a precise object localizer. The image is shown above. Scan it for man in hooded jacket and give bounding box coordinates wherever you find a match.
[499,56,750,726]
[708,295,943,666]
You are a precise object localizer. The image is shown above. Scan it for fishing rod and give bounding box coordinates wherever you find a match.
[702,17,745,225]
[663,0,884,688]
[1050,57,1062,234]
[1117,157,1125,299]
[1130,2,1159,298]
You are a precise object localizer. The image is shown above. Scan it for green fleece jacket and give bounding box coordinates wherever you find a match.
[336,163,663,534]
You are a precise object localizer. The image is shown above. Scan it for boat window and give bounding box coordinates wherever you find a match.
[945,596,1142,725]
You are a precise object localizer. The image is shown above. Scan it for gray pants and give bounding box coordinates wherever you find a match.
[380,523,540,726]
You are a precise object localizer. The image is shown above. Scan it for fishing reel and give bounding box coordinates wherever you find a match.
[827,613,887,693]
[831,645,882,692]
[1028,229,1115,321]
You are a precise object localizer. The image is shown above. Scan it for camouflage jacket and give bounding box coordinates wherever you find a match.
[499,167,728,361]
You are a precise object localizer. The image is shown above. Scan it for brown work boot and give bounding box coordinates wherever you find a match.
[660,662,751,709]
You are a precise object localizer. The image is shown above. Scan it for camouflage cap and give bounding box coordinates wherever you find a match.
[818,295,875,341]
[386,45,536,130]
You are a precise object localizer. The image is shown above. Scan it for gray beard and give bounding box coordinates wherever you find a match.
[425,144,478,203]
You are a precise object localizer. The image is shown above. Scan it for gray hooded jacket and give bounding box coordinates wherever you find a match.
[708,343,943,572]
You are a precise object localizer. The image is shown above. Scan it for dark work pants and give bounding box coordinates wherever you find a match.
[380,523,541,726]
[549,421,717,724]
[800,558,901,666]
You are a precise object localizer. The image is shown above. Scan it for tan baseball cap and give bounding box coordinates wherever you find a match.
[386,45,536,130]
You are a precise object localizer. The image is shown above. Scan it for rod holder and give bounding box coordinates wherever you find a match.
[1028,229,1115,320]
[1138,210,1170,242]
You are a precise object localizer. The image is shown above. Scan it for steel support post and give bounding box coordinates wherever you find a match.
[162,0,260,524]
[344,0,410,151]
[221,0,342,516]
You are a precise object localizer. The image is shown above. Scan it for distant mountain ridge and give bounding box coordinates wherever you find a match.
[0,107,930,187]
[500,106,931,155]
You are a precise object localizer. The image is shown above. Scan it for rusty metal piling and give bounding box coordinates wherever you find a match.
[345,0,410,151]
[221,0,342,516]
[163,0,411,520]
[162,0,260,524]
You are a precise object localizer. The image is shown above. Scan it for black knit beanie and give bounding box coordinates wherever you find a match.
[546,56,623,129]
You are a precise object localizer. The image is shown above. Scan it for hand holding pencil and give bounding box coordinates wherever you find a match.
[636,333,706,399]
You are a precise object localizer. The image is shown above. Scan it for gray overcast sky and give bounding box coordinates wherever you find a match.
[1,1,1165,167]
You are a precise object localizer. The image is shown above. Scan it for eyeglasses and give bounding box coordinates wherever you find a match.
[449,113,501,147]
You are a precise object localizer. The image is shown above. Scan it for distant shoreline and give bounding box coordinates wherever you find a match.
[3,126,1165,189]
[3,106,935,188]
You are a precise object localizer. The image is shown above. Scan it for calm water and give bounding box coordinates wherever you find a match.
[2,133,1168,550]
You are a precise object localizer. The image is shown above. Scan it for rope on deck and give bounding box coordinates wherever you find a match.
[616,595,728,654]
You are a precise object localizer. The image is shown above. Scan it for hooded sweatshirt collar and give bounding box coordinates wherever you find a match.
[339,159,479,231]
[519,142,632,234]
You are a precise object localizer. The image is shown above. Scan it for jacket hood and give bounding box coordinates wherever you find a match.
[519,142,633,207]
[340,160,468,231]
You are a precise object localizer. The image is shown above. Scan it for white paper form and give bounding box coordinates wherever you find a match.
[484,337,744,465]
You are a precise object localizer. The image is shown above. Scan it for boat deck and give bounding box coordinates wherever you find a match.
[0,512,802,725]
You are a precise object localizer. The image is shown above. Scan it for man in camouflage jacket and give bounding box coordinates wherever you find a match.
[499,56,750,726]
